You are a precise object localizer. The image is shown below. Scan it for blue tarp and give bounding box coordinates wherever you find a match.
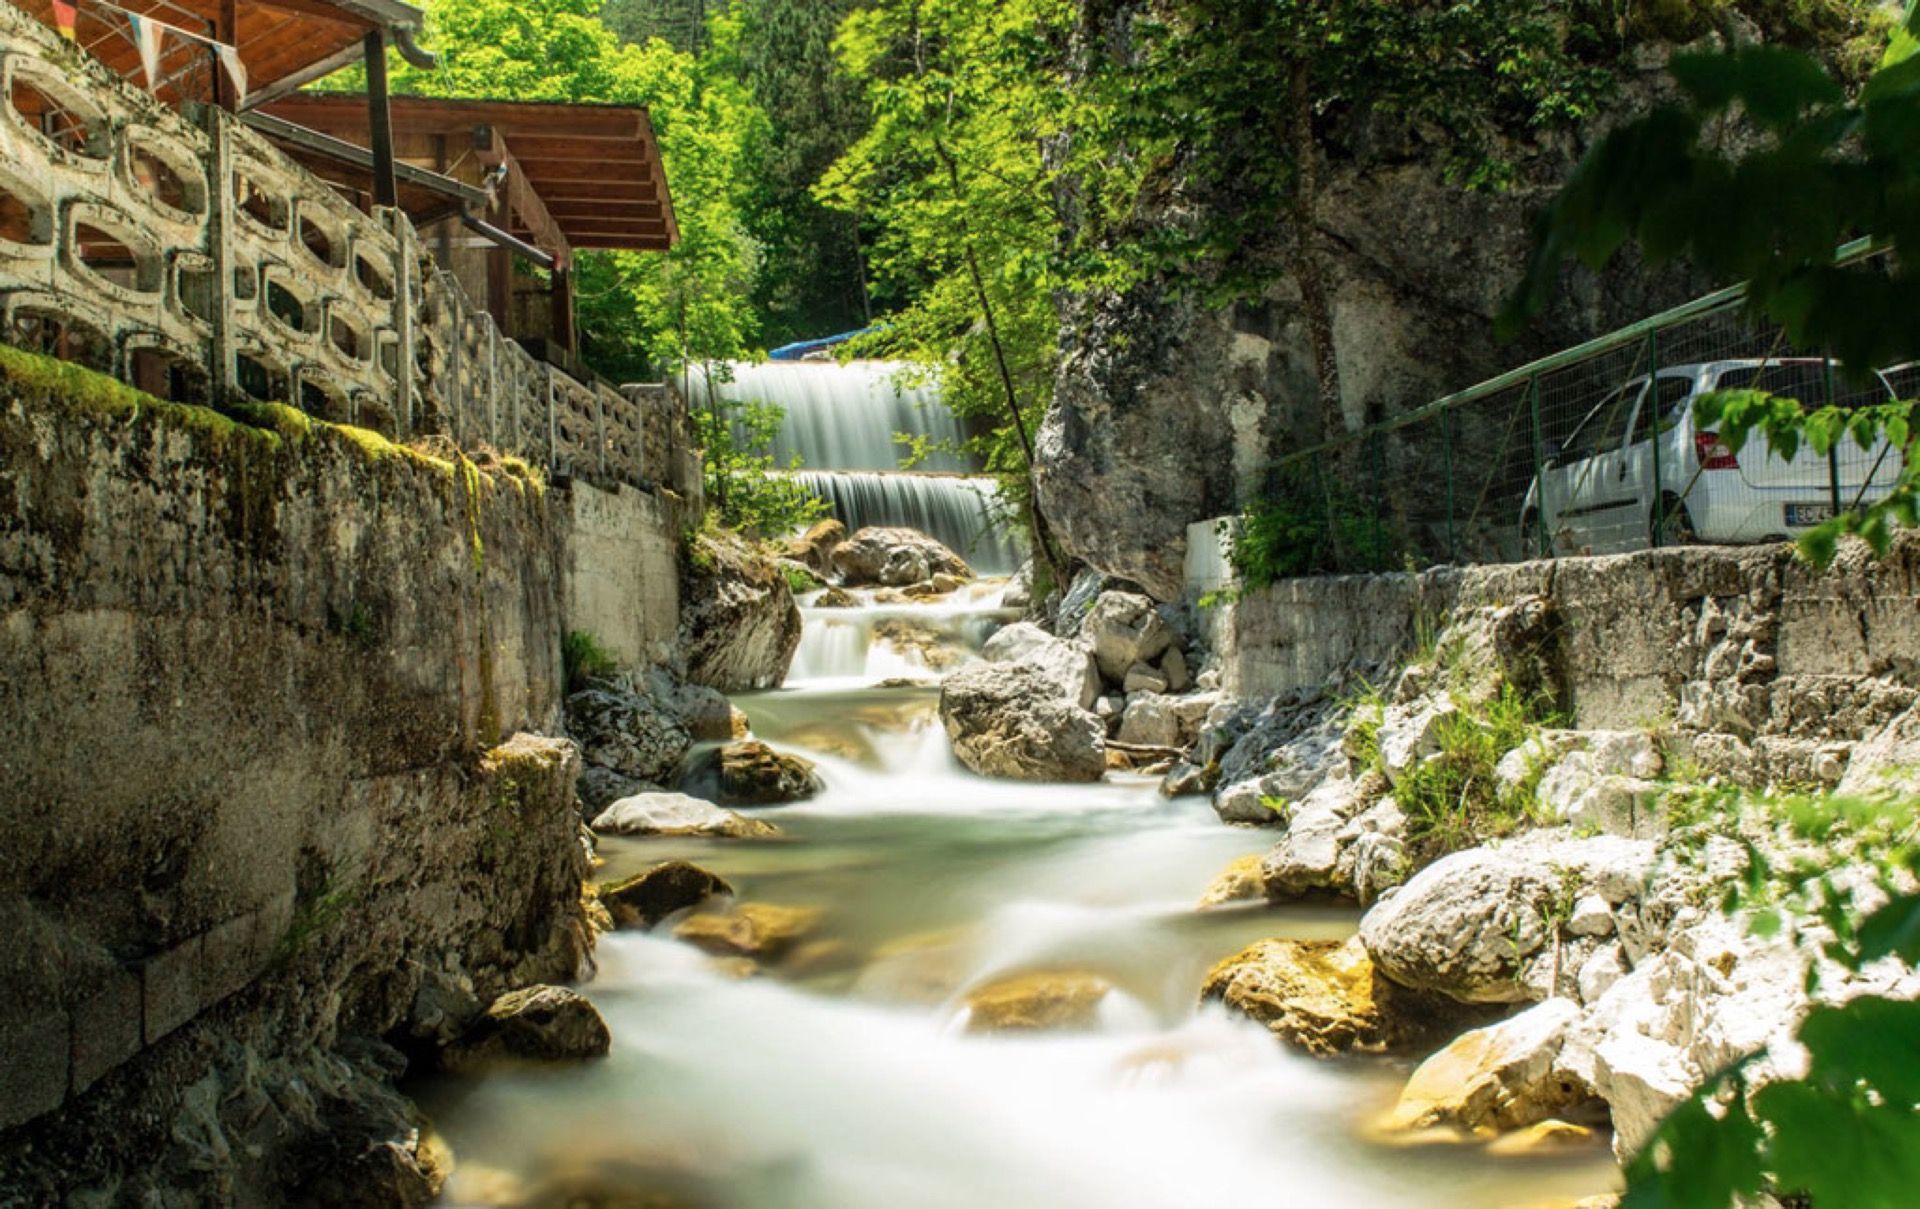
[767,327,883,361]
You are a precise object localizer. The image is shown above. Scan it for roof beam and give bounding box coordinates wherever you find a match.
[477,127,573,269]
[242,111,490,207]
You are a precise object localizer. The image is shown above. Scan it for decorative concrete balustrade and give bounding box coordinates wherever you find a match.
[0,5,697,502]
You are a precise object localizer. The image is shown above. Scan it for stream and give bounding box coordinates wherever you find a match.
[420,587,1617,1208]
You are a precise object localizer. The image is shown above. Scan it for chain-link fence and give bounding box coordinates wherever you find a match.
[1253,242,1909,576]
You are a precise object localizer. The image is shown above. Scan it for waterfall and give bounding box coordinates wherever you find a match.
[687,359,1027,574]
[796,472,1023,574]
[685,360,969,472]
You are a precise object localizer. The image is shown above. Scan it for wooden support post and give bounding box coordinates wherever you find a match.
[212,1,238,112]
[487,245,512,332]
[364,30,399,209]
[550,262,574,356]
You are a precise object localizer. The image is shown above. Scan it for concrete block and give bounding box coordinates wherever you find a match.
[0,1009,70,1130]
[141,934,203,1045]
[69,963,142,1095]
[199,908,267,1007]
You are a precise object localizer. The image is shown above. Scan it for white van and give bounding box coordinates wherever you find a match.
[1519,359,1904,556]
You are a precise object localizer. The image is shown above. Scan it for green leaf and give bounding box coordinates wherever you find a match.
[1856,892,1920,965]
[1670,47,1843,131]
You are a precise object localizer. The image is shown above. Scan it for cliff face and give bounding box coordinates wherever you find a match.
[0,350,591,1203]
[1036,16,1706,600]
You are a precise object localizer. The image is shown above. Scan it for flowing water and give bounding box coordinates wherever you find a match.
[684,359,1024,574]
[421,590,1618,1208]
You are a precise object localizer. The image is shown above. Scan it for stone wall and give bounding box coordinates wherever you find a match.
[0,349,599,1198]
[1193,519,1920,768]
[567,480,684,670]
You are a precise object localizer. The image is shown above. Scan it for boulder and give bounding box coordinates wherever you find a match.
[590,792,779,839]
[1214,696,1349,808]
[1379,998,1598,1134]
[684,740,824,806]
[873,618,968,671]
[1161,646,1191,692]
[661,679,737,743]
[673,903,822,961]
[786,517,846,574]
[813,586,861,609]
[1259,773,1388,898]
[680,530,803,691]
[1000,561,1034,610]
[982,622,1100,711]
[1202,936,1459,1056]
[963,971,1112,1033]
[598,861,733,929]
[440,986,611,1073]
[1116,692,1216,749]
[1197,854,1267,909]
[566,687,693,787]
[1213,777,1286,826]
[1535,746,1666,839]
[1375,696,1458,786]
[1053,567,1117,639]
[1358,835,1657,1005]
[1082,591,1176,684]
[831,526,973,587]
[1122,664,1170,694]
[939,663,1106,782]
[577,765,654,814]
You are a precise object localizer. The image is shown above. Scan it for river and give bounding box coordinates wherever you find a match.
[418,586,1617,1208]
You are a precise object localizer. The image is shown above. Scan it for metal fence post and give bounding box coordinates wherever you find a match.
[1527,372,1550,558]
[1824,355,1843,514]
[1648,328,1666,547]
[1441,405,1458,564]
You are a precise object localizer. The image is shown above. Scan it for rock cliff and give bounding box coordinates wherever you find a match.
[1036,10,1709,599]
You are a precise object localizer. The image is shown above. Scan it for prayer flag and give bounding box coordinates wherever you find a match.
[214,41,246,106]
[126,12,165,91]
[51,0,78,40]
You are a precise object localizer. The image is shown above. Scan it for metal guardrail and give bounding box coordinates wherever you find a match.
[1252,239,1901,575]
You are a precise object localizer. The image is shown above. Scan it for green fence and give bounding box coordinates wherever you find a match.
[1256,240,1913,577]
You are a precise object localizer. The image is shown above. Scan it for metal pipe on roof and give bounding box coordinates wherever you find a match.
[394,27,438,70]
[459,206,555,271]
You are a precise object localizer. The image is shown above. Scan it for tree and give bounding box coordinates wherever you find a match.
[818,0,1097,581]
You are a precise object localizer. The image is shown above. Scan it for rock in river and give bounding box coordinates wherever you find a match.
[591,792,779,839]
[599,861,734,929]
[567,686,692,787]
[963,971,1113,1033]
[673,903,823,961]
[939,663,1106,782]
[1203,937,1411,1057]
[685,740,824,806]
[831,526,973,587]
[440,986,612,1073]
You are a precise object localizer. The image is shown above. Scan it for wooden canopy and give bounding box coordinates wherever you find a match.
[8,0,426,110]
[259,92,679,255]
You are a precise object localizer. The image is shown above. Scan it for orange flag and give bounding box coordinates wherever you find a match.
[52,0,79,40]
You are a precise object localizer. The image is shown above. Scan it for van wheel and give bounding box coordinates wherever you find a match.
[1652,495,1696,547]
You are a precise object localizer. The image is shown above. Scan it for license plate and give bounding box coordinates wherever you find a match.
[1785,503,1835,527]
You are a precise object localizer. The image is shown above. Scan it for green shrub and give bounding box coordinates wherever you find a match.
[1231,467,1400,590]
[562,630,618,692]
[779,561,823,595]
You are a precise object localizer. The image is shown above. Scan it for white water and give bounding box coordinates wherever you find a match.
[795,470,1023,574]
[684,359,1026,574]
[423,595,1617,1208]
[685,359,968,473]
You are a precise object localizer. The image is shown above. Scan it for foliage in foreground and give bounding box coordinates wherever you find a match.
[1621,790,1920,1209]
[1504,2,1920,567]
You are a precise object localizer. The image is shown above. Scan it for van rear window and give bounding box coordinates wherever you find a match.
[1713,363,1889,411]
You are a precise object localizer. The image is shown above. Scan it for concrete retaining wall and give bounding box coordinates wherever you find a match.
[0,350,598,1160]
[1191,516,1920,743]
[567,481,683,670]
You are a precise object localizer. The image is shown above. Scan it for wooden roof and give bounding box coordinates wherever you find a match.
[8,0,425,109]
[259,92,679,253]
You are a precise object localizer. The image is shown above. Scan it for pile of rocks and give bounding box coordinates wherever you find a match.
[938,576,1222,783]
[788,521,979,598]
